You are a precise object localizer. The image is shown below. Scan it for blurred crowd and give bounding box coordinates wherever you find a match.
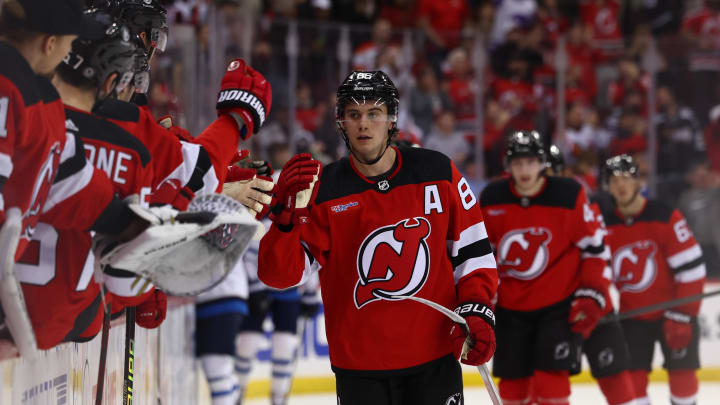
[151,0,720,277]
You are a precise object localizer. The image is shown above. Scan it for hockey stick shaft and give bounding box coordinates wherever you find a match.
[599,289,720,324]
[123,307,136,404]
[95,305,111,405]
[399,296,502,405]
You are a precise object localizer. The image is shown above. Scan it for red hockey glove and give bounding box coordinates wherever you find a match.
[269,154,321,227]
[216,59,272,138]
[451,302,496,366]
[569,288,606,339]
[135,290,167,329]
[663,311,693,350]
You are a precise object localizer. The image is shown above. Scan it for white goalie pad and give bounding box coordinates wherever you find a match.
[0,207,40,358]
[94,194,259,296]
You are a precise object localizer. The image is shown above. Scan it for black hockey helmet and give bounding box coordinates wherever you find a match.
[104,0,167,54]
[546,144,565,173]
[603,154,638,181]
[57,10,137,97]
[505,130,546,165]
[336,71,399,131]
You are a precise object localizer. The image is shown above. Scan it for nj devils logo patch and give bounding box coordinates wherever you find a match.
[612,240,658,293]
[354,217,431,309]
[497,227,552,280]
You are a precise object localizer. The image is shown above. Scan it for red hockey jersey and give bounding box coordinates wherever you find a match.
[258,147,498,372]
[0,42,115,259]
[480,177,611,312]
[18,107,155,349]
[601,200,706,320]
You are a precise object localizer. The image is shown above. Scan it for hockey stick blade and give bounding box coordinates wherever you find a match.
[599,289,720,324]
[398,296,502,405]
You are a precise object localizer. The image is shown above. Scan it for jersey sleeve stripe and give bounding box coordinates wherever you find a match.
[156,141,200,191]
[667,244,703,269]
[453,253,497,284]
[183,145,214,194]
[54,134,87,183]
[575,228,607,250]
[450,238,493,269]
[447,221,488,257]
[198,165,220,195]
[41,157,93,214]
[674,263,706,283]
[0,152,13,178]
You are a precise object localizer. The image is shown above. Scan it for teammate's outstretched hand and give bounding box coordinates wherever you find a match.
[270,154,321,226]
[569,294,604,339]
[216,59,272,137]
[223,165,274,219]
[663,311,693,350]
[451,303,496,365]
[136,289,167,329]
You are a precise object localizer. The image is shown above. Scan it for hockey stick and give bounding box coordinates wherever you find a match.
[94,300,111,405]
[398,296,502,405]
[598,288,720,324]
[123,307,136,404]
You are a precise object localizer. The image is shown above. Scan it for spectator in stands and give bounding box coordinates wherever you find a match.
[607,93,648,156]
[352,18,395,71]
[378,0,416,28]
[295,82,326,133]
[417,0,471,70]
[579,0,623,62]
[705,105,720,173]
[607,57,649,109]
[489,0,537,46]
[444,47,478,128]
[559,101,611,158]
[537,0,568,47]
[683,0,720,123]
[564,21,599,103]
[424,110,470,163]
[409,66,454,137]
[678,160,720,278]
[621,0,683,36]
[333,0,377,24]
[655,85,706,199]
[489,42,540,129]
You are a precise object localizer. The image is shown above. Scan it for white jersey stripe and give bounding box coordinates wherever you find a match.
[198,165,220,195]
[447,221,488,257]
[667,244,703,269]
[453,253,497,284]
[156,141,200,192]
[0,151,13,178]
[576,227,607,250]
[674,263,706,283]
[42,158,93,213]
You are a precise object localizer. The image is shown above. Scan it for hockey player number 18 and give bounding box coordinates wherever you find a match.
[0,97,8,138]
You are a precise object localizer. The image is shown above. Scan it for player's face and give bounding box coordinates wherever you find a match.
[608,174,638,206]
[38,34,78,77]
[340,101,394,161]
[509,156,544,190]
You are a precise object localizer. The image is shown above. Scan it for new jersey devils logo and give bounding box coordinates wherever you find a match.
[612,240,658,293]
[354,217,431,309]
[497,227,552,280]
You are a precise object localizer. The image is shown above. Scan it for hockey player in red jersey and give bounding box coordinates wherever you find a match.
[546,146,638,405]
[601,155,706,405]
[480,131,612,405]
[258,71,498,404]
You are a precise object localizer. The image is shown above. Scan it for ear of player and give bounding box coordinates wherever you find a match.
[451,302,497,366]
[216,59,272,138]
[269,154,322,227]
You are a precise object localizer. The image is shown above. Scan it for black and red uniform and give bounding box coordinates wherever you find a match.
[480,176,612,378]
[602,200,705,371]
[258,147,498,401]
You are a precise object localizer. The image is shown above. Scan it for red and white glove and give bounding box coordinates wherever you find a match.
[451,302,496,365]
[135,289,167,329]
[222,165,274,219]
[157,115,193,141]
[663,310,693,350]
[216,59,272,138]
[269,154,321,226]
[569,288,607,339]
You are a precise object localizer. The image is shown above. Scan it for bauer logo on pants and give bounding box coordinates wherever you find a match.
[354,217,431,309]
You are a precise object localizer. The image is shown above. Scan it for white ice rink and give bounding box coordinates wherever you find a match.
[245,383,720,404]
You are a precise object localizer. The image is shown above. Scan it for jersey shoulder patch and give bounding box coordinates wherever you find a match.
[0,42,40,106]
[92,99,140,122]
